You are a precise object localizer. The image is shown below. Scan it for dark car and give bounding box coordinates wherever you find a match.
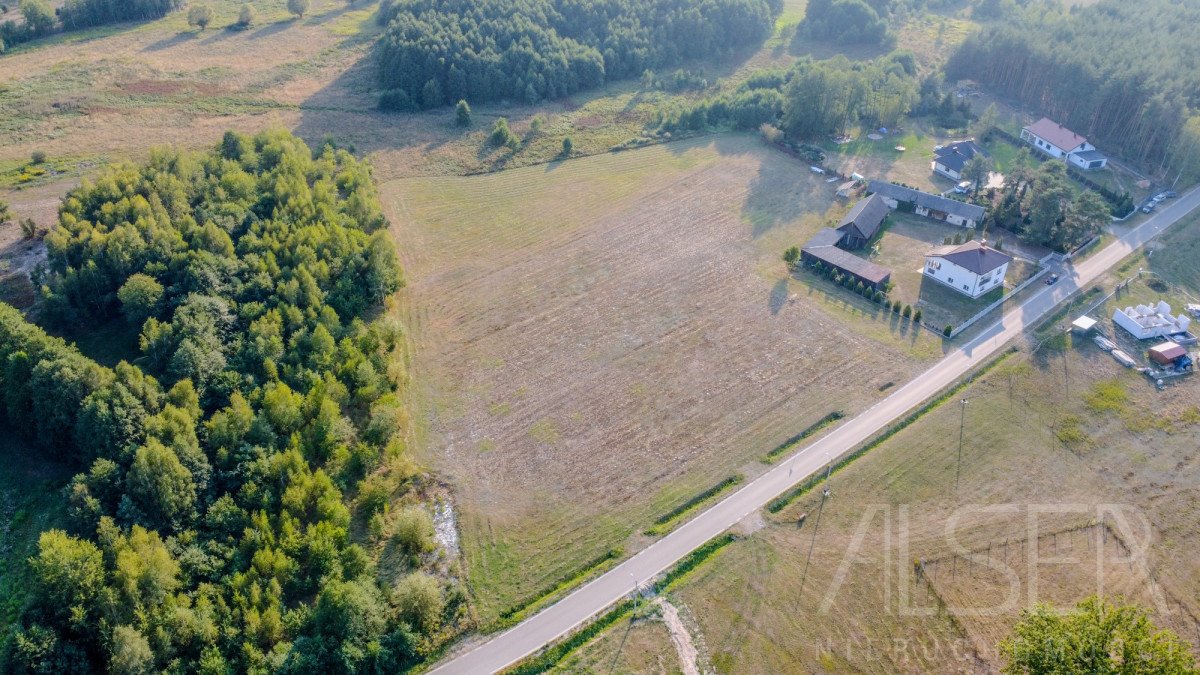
[1045,274,1059,285]
[1164,190,1178,199]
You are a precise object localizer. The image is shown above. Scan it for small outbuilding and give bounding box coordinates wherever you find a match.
[1148,341,1188,367]
[1071,316,1098,334]
[836,194,890,249]
[800,227,892,291]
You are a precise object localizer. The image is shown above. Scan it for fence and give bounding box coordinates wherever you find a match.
[986,127,1133,212]
[944,264,1053,339]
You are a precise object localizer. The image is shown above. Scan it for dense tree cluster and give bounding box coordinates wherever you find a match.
[0,0,179,48]
[375,0,779,108]
[946,0,1200,183]
[658,53,918,138]
[987,155,1111,252]
[796,0,893,47]
[2,130,456,673]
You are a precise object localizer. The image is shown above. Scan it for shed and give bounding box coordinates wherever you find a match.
[1071,316,1098,334]
[1148,341,1187,366]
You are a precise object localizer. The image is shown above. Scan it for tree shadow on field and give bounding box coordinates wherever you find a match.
[142,30,198,52]
[769,278,789,315]
[739,141,834,239]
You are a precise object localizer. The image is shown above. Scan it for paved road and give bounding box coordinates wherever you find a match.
[432,185,1200,675]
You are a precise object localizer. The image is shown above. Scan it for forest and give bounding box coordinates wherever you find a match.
[1,0,180,49]
[946,0,1200,185]
[2,130,455,673]
[374,0,780,108]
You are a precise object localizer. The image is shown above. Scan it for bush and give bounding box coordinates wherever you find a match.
[902,304,912,318]
[286,0,308,18]
[892,302,901,314]
[19,218,38,240]
[30,150,46,165]
[394,572,443,633]
[783,246,799,265]
[391,505,435,555]
[235,3,253,27]
[561,136,573,156]
[943,324,953,337]
[490,117,518,148]
[454,99,471,127]
[378,89,416,112]
[913,308,922,322]
[187,4,212,29]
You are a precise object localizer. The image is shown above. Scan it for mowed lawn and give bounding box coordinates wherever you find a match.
[383,134,946,620]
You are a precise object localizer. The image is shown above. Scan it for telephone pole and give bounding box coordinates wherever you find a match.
[955,398,968,492]
[799,464,833,598]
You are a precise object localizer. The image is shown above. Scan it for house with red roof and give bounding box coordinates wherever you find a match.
[1020,118,1108,170]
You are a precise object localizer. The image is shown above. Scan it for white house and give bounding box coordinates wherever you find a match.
[1020,118,1108,170]
[923,240,1012,298]
[1113,301,1192,340]
[931,140,986,181]
[867,181,986,229]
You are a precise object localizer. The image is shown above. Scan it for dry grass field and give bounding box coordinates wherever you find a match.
[385,134,952,620]
[575,215,1200,673]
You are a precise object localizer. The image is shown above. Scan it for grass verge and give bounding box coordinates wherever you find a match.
[766,348,1019,513]
[762,411,845,463]
[486,548,624,632]
[644,475,743,537]
[503,534,736,675]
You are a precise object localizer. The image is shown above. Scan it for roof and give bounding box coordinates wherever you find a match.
[867,181,986,222]
[1150,342,1187,360]
[837,194,890,241]
[1072,149,1106,161]
[1024,117,1088,152]
[803,227,845,249]
[836,180,857,192]
[933,140,986,173]
[800,244,891,284]
[1071,316,1098,331]
[925,239,1013,275]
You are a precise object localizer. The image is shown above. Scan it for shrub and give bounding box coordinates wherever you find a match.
[490,117,518,148]
[454,99,471,127]
[378,89,416,112]
[561,136,573,156]
[30,150,46,165]
[392,505,435,555]
[892,301,901,314]
[235,3,253,27]
[943,235,953,245]
[883,299,892,311]
[944,324,953,336]
[529,114,545,135]
[783,246,799,265]
[286,0,308,18]
[187,4,212,29]
[19,218,38,240]
[913,308,922,322]
[394,572,443,633]
[902,304,912,318]
[873,290,884,303]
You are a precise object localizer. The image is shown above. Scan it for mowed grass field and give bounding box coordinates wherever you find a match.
[384,134,949,621]
[584,215,1200,673]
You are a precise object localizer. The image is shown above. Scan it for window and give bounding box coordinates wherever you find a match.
[948,277,954,284]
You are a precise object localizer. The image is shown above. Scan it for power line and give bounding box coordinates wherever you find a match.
[798,463,833,599]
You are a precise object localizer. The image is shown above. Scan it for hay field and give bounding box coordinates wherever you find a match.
[384,135,946,619]
[644,217,1200,672]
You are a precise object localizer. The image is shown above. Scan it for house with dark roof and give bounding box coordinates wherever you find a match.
[923,240,1013,298]
[866,181,986,229]
[931,140,986,181]
[836,194,890,249]
[1021,118,1108,170]
[800,227,891,291]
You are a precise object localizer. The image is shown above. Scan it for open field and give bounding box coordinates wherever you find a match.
[573,214,1200,672]
[385,135,950,621]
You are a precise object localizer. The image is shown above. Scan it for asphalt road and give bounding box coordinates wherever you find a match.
[431,185,1200,675]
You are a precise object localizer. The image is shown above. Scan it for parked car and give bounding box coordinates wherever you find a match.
[954,180,972,194]
[1164,190,1178,199]
[1142,203,1155,214]
[1046,274,1059,285]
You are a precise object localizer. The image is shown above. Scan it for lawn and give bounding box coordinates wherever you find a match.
[385,135,947,621]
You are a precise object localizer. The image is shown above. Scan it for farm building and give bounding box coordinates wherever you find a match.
[1020,118,1108,170]
[923,240,1012,298]
[836,180,861,199]
[801,227,892,291]
[836,194,890,249]
[1113,301,1193,340]
[867,181,986,228]
[931,140,986,180]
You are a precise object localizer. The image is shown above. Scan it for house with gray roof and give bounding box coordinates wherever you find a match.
[923,240,1012,298]
[932,140,986,181]
[800,227,891,291]
[867,181,986,229]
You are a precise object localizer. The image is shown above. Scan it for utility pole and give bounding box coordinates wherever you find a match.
[799,464,833,598]
[955,398,968,493]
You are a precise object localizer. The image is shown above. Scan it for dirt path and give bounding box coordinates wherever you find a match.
[657,599,700,675]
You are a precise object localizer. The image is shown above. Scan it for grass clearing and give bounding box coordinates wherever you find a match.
[645,475,744,537]
[386,134,944,622]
